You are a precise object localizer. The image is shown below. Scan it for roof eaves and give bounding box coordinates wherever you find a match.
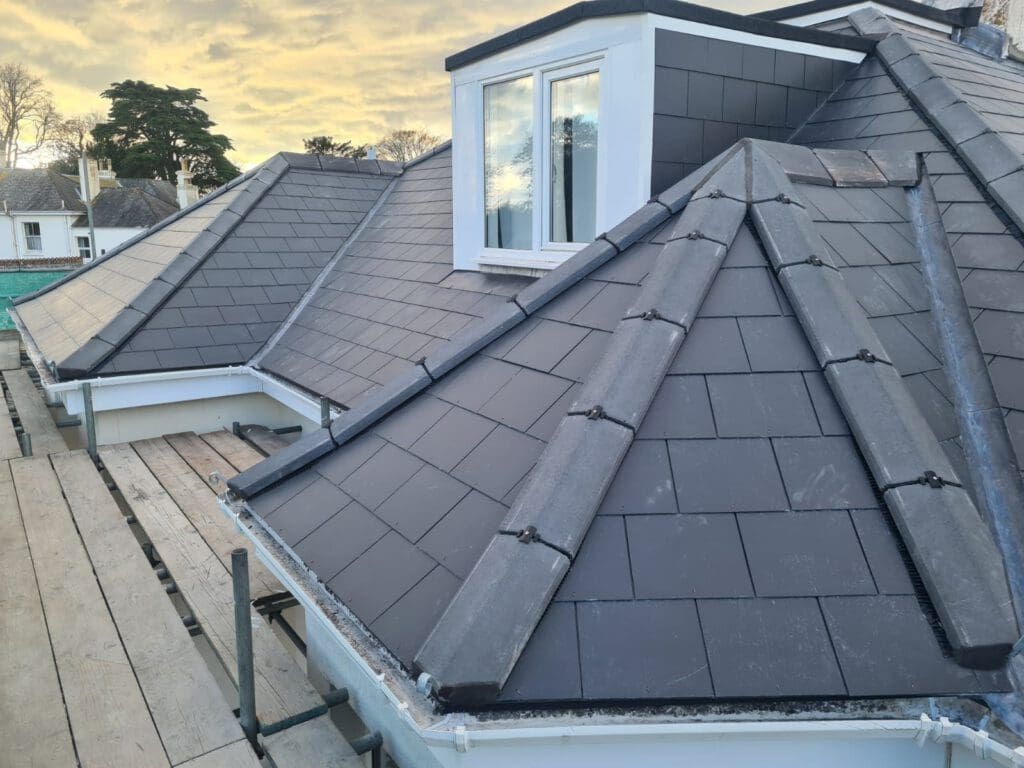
[846,8,1024,234]
[755,0,980,29]
[413,148,752,708]
[51,158,291,380]
[445,0,874,71]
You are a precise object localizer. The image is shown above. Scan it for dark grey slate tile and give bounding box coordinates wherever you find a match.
[700,598,846,697]
[708,373,820,438]
[739,511,875,597]
[577,600,712,700]
[570,282,639,332]
[374,395,451,449]
[370,565,461,669]
[774,51,805,87]
[263,477,352,546]
[328,531,437,624]
[555,516,633,602]
[502,319,590,372]
[723,78,757,124]
[688,72,725,121]
[479,368,573,432]
[417,491,508,579]
[598,440,677,516]
[453,425,544,501]
[803,371,851,436]
[339,442,424,510]
[636,376,716,439]
[655,66,689,117]
[850,508,915,594]
[669,438,789,512]
[551,329,611,382]
[293,501,387,580]
[499,603,581,702]
[821,595,995,696]
[627,514,753,598]
[699,268,781,318]
[671,318,750,374]
[374,464,471,542]
[408,406,496,472]
[738,316,819,372]
[430,356,519,410]
[773,436,878,510]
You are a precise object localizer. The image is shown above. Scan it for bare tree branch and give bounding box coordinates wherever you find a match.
[0,63,58,168]
[375,128,443,163]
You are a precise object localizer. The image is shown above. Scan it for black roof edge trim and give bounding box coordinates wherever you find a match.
[907,163,1023,648]
[413,149,752,706]
[755,0,980,29]
[445,0,874,71]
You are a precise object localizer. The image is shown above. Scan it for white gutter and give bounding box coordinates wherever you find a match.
[46,365,336,424]
[219,497,1024,768]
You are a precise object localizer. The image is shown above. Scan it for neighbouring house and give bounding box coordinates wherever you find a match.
[0,159,188,268]
[10,1,1024,766]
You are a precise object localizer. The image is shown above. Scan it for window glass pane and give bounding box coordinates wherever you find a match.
[484,76,533,250]
[77,236,91,259]
[550,72,599,243]
[23,222,41,251]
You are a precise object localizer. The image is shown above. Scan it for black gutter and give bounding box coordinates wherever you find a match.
[445,0,875,71]
[756,0,981,28]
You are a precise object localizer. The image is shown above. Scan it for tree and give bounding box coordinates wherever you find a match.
[376,128,442,163]
[0,63,59,168]
[303,135,367,158]
[92,80,240,191]
[46,112,101,174]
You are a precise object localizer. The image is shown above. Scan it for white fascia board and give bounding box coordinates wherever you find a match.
[221,498,1021,768]
[48,366,325,422]
[781,2,954,34]
[649,13,868,61]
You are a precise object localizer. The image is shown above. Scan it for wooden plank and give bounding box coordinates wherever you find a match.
[132,437,281,599]
[237,425,293,458]
[0,339,19,370]
[165,431,243,492]
[51,450,243,765]
[199,429,265,472]
[3,369,65,455]
[262,716,362,768]
[175,740,262,768]
[100,443,324,728]
[0,410,21,459]
[0,460,77,768]
[11,455,169,768]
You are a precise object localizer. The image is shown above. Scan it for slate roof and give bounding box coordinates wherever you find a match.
[228,140,1018,711]
[0,169,84,212]
[73,186,179,229]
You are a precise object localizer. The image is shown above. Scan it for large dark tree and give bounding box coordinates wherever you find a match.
[92,81,240,191]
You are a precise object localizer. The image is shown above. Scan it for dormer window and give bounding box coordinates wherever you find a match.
[481,64,601,263]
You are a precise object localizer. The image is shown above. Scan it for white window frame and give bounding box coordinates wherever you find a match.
[76,235,92,260]
[23,221,42,252]
[477,54,606,271]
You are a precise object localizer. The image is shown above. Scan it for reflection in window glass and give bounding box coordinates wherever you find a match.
[550,72,599,244]
[484,77,533,250]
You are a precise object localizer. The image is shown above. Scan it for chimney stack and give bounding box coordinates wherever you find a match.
[176,159,199,208]
[78,157,101,203]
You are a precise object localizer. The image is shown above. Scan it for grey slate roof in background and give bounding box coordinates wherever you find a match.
[94,165,395,374]
[257,147,531,405]
[0,168,84,212]
[73,187,179,229]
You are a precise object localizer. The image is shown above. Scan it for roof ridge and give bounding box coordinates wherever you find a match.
[756,0,981,28]
[402,139,453,171]
[847,8,1024,236]
[412,147,752,708]
[747,143,1015,669]
[226,148,743,500]
[13,163,260,306]
[52,156,293,379]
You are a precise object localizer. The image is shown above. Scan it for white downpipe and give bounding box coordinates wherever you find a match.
[220,497,1023,767]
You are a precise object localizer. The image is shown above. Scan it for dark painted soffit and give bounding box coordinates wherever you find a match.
[756,0,982,29]
[444,0,875,71]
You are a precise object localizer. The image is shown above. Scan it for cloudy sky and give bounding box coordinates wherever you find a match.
[3,0,778,168]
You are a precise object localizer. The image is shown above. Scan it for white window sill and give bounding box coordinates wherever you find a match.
[476,245,584,272]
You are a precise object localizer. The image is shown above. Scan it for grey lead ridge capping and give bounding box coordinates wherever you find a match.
[907,166,1024,643]
[414,148,753,707]
[847,8,1024,235]
[53,157,294,379]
